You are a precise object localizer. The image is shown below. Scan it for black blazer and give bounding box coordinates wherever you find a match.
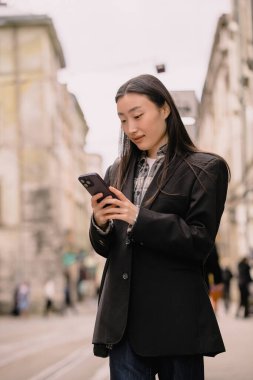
[90,152,228,357]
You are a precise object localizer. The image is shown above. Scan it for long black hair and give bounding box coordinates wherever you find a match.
[113,74,229,190]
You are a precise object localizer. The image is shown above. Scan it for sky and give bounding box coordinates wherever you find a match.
[8,0,231,172]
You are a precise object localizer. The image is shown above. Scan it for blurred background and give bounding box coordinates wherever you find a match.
[0,0,253,379]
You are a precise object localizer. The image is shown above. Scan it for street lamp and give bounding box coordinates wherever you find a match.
[155,64,166,73]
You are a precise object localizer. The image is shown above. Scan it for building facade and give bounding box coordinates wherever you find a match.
[197,0,253,269]
[0,11,90,312]
[171,90,199,143]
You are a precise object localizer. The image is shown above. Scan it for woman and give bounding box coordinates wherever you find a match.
[89,74,229,379]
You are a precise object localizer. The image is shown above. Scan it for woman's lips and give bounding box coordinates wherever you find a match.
[132,136,144,143]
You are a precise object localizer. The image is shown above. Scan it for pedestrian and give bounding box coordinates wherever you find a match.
[62,230,79,309]
[77,263,87,301]
[11,285,20,316]
[236,257,252,318]
[222,266,233,312]
[89,74,229,379]
[61,271,78,315]
[205,244,224,314]
[43,279,55,316]
[17,281,30,317]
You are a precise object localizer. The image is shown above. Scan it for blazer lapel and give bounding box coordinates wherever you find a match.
[140,154,185,208]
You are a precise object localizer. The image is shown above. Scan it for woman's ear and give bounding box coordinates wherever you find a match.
[162,102,171,119]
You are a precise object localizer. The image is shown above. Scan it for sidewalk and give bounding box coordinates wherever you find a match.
[0,299,252,380]
[205,302,253,380]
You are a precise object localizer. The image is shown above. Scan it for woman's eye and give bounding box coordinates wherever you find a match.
[134,114,143,119]
[121,120,126,124]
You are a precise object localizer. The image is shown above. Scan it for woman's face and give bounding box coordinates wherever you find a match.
[117,93,170,158]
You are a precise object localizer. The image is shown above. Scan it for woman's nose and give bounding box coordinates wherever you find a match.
[127,120,138,134]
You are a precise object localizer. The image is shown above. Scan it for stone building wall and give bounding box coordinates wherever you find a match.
[0,13,90,312]
[197,0,253,270]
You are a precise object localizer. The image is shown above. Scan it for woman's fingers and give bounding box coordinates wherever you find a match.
[90,188,137,225]
[91,194,115,209]
[109,186,127,201]
[91,194,116,227]
[103,203,138,225]
[91,193,104,208]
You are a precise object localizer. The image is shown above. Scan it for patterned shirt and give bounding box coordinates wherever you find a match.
[93,144,167,234]
[134,144,167,207]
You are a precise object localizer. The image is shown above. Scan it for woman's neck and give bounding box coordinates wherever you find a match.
[147,142,168,159]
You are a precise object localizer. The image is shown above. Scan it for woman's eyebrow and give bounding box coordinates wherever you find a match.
[118,106,142,116]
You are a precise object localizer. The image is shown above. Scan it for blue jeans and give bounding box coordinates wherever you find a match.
[109,338,204,380]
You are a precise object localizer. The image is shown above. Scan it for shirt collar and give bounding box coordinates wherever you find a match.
[139,144,167,164]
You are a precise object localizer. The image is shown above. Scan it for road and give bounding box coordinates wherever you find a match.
[0,300,108,380]
[0,299,252,380]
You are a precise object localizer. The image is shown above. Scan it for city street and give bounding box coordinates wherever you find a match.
[0,2,252,380]
[0,299,252,380]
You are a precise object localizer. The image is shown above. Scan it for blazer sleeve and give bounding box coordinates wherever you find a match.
[89,166,115,258]
[131,158,228,263]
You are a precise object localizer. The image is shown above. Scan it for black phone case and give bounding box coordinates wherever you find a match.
[78,173,116,201]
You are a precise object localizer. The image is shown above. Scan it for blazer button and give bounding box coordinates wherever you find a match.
[122,273,129,280]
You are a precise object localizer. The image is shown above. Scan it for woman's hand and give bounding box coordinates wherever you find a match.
[91,186,138,228]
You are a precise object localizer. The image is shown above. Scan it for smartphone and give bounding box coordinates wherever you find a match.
[78,172,117,201]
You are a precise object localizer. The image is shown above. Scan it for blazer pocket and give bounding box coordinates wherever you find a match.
[153,193,189,216]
